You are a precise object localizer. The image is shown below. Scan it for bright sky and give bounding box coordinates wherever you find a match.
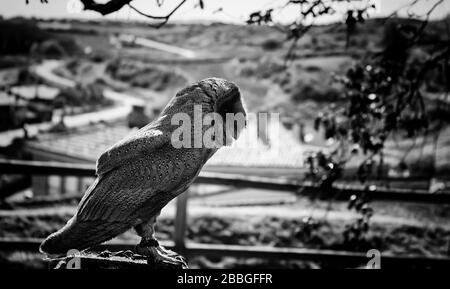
[1,0,449,24]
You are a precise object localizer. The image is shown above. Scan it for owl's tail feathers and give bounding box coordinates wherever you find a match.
[39,216,77,256]
[39,217,129,256]
[39,216,90,256]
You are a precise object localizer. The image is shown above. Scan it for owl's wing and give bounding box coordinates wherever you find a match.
[43,162,173,254]
[96,125,170,176]
[72,149,186,249]
[77,170,163,224]
[72,123,171,222]
[79,124,172,220]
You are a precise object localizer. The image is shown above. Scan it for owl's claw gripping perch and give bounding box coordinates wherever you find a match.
[135,242,188,269]
[153,246,188,269]
[157,246,187,264]
[111,250,135,258]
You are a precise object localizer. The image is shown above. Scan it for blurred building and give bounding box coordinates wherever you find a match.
[11,84,60,123]
[127,104,150,129]
[11,84,60,103]
[0,92,28,131]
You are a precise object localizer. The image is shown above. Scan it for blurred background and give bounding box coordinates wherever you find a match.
[0,0,450,269]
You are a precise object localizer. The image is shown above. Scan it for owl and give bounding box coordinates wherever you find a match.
[40,78,247,268]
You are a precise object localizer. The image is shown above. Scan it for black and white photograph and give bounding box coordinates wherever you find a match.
[0,0,450,275]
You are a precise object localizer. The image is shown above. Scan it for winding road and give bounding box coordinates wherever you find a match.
[117,34,196,59]
[0,34,200,147]
[0,60,145,146]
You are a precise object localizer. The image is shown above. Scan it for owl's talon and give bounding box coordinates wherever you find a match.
[98,250,112,258]
[111,250,134,258]
[155,248,188,269]
[157,246,187,266]
[135,245,187,268]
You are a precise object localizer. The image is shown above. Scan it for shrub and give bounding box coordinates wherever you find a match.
[291,81,341,102]
[261,38,282,51]
[106,59,186,91]
[0,19,79,56]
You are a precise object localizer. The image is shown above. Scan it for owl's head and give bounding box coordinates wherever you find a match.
[198,78,247,143]
[160,78,247,148]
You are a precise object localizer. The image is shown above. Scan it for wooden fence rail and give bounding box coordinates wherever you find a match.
[1,159,450,203]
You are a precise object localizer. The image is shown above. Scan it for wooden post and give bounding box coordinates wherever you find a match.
[77,177,83,193]
[31,176,48,197]
[174,189,188,250]
[60,176,66,195]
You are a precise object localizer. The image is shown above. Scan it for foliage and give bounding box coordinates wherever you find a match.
[106,58,186,91]
[0,18,79,56]
[0,19,49,55]
[55,82,111,108]
[304,15,450,242]
[261,38,283,51]
[238,0,450,243]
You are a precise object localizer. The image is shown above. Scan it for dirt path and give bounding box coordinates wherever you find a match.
[126,35,197,59]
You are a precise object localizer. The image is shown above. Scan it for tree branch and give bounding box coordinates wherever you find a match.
[79,0,132,16]
[128,0,187,28]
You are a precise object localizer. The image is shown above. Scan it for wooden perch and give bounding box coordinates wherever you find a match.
[47,250,188,269]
